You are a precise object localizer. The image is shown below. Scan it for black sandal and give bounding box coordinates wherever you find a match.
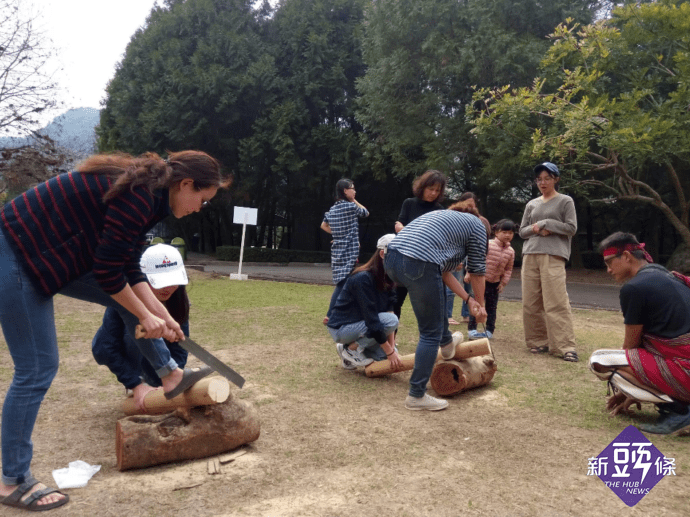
[530,345,549,354]
[563,351,579,362]
[1,476,69,511]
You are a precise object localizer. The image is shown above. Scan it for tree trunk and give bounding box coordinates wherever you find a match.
[116,396,260,471]
[429,355,497,396]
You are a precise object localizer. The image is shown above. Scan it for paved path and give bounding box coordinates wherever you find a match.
[187,253,621,311]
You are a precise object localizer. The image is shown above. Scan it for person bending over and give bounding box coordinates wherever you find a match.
[590,232,690,435]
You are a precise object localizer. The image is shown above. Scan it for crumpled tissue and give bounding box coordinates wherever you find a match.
[52,460,101,489]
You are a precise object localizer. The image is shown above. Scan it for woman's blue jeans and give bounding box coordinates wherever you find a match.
[0,231,177,485]
[384,249,452,398]
[328,312,398,361]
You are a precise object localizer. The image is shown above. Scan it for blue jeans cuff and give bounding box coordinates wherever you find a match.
[2,468,31,486]
[155,358,179,378]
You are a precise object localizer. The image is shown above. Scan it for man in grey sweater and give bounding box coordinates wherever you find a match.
[519,162,579,362]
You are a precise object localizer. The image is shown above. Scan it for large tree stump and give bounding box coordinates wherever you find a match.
[122,377,231,416]
[116,394,260,471]
[364,336,490,378]
[429,355,497,396]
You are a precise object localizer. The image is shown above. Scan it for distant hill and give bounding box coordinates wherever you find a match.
[0,108,100,156]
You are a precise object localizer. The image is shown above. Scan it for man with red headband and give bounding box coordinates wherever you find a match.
[589,232,690,435]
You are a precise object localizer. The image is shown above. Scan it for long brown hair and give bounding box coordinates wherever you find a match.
[353,251,394,292]
[448,199,480,217]
[77,150,230,201]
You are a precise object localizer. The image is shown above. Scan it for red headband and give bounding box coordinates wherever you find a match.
[602,243,653,263]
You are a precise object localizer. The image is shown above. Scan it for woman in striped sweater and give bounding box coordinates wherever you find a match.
[0,151,227,511]
[384,204,488,411]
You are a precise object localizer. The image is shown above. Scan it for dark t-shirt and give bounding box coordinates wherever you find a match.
[397,197,444,226]
[620,264,690,338]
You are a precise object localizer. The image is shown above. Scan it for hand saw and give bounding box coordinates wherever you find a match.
[135,325,245,388]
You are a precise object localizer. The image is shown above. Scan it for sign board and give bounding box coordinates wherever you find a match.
[233,207,258,226]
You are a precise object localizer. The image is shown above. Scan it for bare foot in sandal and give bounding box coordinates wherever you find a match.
[0,478,69,510]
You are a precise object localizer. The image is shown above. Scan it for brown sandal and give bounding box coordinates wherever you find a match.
[563,351,579,362]
[530,346,549,354]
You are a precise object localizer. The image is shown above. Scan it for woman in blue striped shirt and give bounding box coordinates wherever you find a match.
[0,151,227,511]
[385,206,488,411]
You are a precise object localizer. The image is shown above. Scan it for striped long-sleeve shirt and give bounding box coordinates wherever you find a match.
[1,171,170,295]
[388,210,487,274]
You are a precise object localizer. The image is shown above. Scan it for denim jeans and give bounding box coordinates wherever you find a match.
[445,271,461,319]
[328,312,398,361]
[0,231,177,484]
[384,249,452,398]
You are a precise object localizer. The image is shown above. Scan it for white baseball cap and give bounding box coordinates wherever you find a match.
[376,233,396,253]
[140,244,188,289]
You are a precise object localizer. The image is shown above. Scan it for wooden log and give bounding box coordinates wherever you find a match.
[121,377,231,416]
[116,395,260,471]
[452,338,491,360]
[429,355,497,396]
[364,336,490,378]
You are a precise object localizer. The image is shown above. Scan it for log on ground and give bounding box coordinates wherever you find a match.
[116,395,260,471]
[430,355,497,396]
[364,337,491,378]
[122,377,231,416]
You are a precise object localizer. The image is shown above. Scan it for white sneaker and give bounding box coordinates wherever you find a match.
[440,340,456,360]
[340,358,357,370]
[404,394,449,411]
[341,345,374,367]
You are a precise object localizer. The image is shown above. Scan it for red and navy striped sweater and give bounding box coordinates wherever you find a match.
[1,171,170,296]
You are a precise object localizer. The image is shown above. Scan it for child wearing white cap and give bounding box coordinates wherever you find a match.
[326,234,403,371]
[92,244,207,411]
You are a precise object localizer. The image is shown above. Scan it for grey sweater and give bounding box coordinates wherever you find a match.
[519,193,577,260]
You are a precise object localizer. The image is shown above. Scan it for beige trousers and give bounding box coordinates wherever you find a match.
[521,254,577,355]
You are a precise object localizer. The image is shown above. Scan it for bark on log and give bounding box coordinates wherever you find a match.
[121,377,230,416]
[429,355,497,396]
[116,395,260,471]
[364,337,490,378]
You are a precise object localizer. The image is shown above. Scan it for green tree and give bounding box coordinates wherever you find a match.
[355,0,602,195]
[97,0,275,250]
[469,1,690,256]
[236,0,371,251]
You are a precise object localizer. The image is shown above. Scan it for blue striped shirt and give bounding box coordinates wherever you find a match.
[323,200,369,283]
[388,210,487,274]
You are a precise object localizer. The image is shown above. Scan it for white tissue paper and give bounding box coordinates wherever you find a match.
[52,460,101,489]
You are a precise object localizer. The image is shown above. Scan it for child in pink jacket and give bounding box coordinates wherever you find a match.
[468,219,517,339]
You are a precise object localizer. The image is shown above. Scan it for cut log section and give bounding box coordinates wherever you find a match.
[364,337,491,378]
[116,395,260,471]
[121,377,231,416]
[429,355,497,396]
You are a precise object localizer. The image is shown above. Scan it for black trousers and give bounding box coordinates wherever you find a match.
[468,280,500,333]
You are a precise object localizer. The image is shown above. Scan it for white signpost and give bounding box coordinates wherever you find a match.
[230,207,258,281]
